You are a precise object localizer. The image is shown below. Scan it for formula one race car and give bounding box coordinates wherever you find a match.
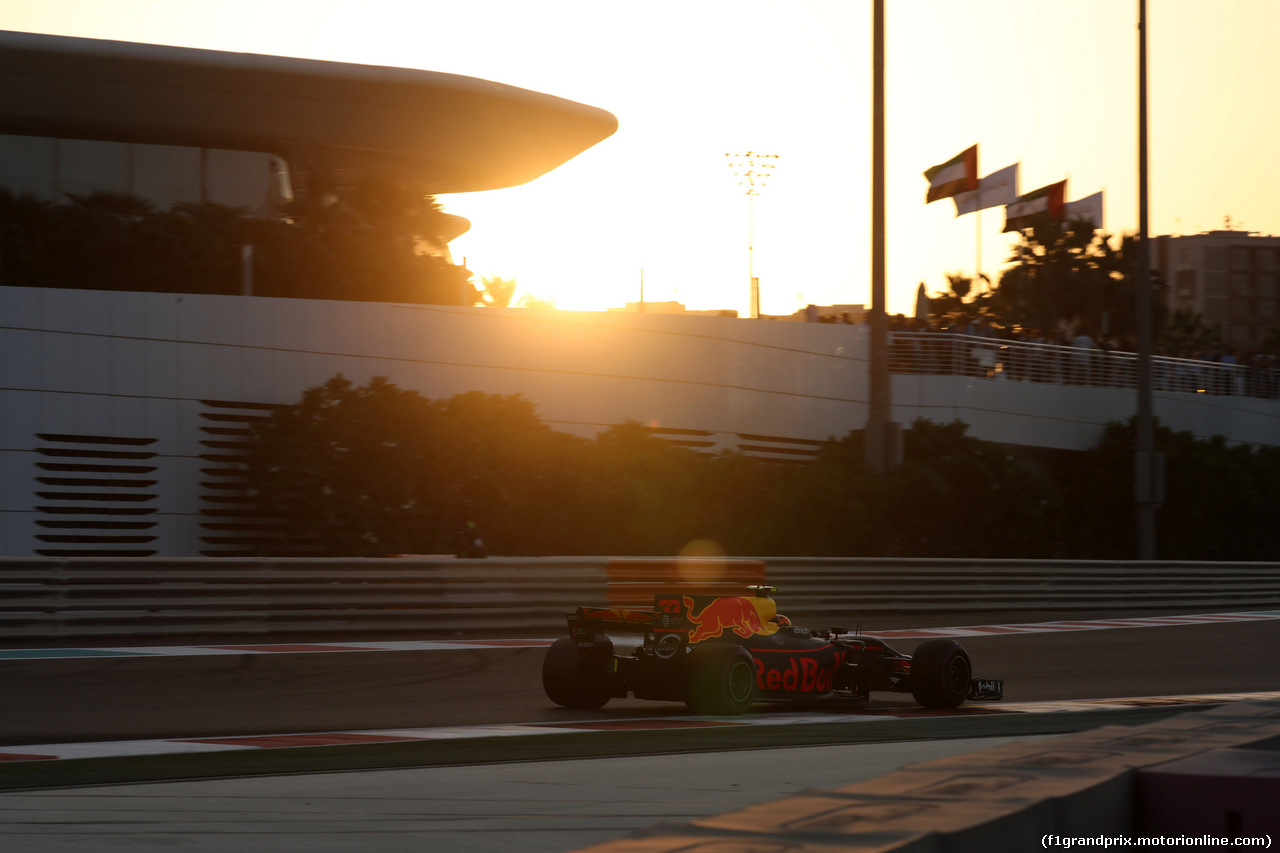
[543,586,1003,715]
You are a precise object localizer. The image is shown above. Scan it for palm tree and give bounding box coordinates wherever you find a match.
[986,219,1163,340]
[0,188,57,285]
[1160,307,1222,355]
[480,275,518,307]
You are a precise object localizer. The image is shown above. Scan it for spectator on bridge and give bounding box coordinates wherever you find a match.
[1218,349,1240,396]
[1097,336,1122,387]
[1071,328,1098,385]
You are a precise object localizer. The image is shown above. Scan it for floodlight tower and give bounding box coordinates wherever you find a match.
[725,151,778,318]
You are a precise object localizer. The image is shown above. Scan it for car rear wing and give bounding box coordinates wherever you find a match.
[564,592,707,636]
[566,588,778,639]
[567,605,662,635]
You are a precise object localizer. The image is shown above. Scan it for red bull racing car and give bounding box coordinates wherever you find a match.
[543,586,1003,715]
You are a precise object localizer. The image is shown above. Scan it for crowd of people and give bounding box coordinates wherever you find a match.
[836,313,1280,399]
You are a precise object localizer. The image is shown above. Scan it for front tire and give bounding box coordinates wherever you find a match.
[542,636,612,709]
[684,644,757,715]
[909,639,971,709]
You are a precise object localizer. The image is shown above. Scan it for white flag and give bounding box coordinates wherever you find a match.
[1064,191,1104,228]
[952,163,1019,216]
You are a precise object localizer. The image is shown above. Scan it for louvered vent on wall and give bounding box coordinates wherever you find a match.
[646,426,825,461]
[197,399,292,556]
[648,426,719,450]
[734,433,826,462]
[33,433,160,556]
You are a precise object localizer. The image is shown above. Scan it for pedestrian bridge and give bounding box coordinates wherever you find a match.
[884,331,1279,456]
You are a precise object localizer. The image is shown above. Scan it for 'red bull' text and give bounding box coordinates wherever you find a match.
[753,650,846,694]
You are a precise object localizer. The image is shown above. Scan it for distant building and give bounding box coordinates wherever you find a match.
[607,301,868,322]
[765,304,867,324]
[610,301,738,318]
[1154,230,1280,350]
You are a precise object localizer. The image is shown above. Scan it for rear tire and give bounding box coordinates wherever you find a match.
[684,644,757,715]
[909,639,971,709]
[542,637,612,709]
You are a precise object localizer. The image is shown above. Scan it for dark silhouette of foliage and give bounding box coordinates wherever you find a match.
[0,184,477,305]
[779,421,1061,558]
[430,390,592,554]
[1159,306,1224,354]
[1059,418,1280,561]
[479,275,518,307]
[886,421,1062,557]
[244,379,1067,558]
[981,220,1165,341]
[244,375,448,555]
[925,273,994,328]
[578,422,713,555]
[244,375,1277,560]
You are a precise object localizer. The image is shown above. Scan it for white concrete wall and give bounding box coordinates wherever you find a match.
[894,371,1280,451]
[2,286,1276,556]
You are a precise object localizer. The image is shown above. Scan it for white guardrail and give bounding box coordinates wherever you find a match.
[888,331,1280,397]
[3,556,1280,642]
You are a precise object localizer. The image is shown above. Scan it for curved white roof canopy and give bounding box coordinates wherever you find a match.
[0,30,618,194]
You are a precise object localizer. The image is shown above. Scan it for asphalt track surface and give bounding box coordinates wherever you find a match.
[3,607,1279,747]
[3,609,1279,852]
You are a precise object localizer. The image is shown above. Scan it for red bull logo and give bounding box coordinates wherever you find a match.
[683,595,765,644]
[753,648,847,694]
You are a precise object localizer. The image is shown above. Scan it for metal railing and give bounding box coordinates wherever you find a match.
[888,332,1280,398]
[3,556,1280,642]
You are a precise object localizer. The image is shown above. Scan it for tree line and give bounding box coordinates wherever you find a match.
[243,375,1280,560]
[926,218,1280,356]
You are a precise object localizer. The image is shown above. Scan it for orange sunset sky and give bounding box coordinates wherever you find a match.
[3,0,1278,318]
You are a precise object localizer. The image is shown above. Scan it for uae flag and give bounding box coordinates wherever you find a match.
[924,145,978,203]
[1002,180,1067,232]
[952,163,1019,216]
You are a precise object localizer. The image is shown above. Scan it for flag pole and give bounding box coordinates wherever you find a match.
[865,0,895,471]
[1135,0,1160,558]
[976,190,983,286]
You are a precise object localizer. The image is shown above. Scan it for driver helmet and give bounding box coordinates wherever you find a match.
[772,614,792,626]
